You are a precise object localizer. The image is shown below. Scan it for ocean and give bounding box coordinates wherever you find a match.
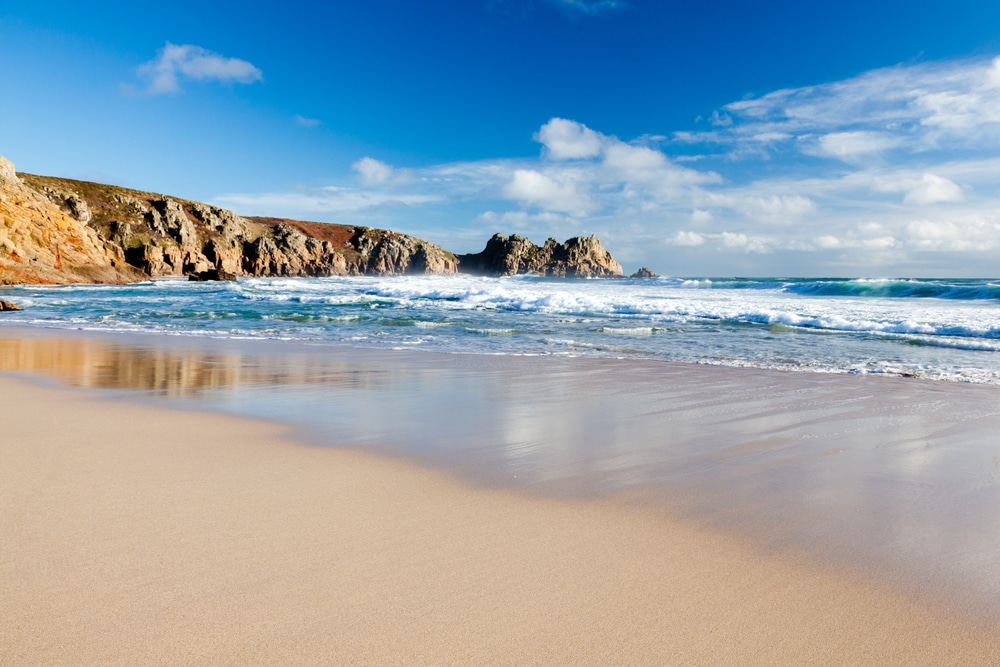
[2,274,1000,384]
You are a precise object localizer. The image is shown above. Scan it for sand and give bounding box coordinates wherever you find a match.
[1,370,999,666]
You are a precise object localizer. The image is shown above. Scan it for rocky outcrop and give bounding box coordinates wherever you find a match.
[630,267,658,279]
[457,233,623,278]
[3,158,459,284]
[0,299,20,311]
[1,158,146,285]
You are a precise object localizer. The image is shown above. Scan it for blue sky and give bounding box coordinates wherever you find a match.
[3,1,1000,275]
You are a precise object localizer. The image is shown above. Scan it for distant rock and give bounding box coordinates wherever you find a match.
[0,299,21,311]
[457,233,623,278]
[188,268,238,282]
[630,267,658,279]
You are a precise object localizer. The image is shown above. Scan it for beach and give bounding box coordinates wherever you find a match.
[2,329,1000,664]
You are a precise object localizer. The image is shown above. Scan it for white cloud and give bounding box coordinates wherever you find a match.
[706,192,816,222]
[904,219,1000,251]
[352,157,395,186]
[213,186,439,217]
[807,131,902,163]
[502,169,594,216]
[536,118,603,159]
[702,56,1000,160]
[671,230,705,246]
[872,173,965,205]
[136,42,262,94]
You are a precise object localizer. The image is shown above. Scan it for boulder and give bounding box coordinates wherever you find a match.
[0,299,21,311]
[188,268,238,282]
[630,267,658,279]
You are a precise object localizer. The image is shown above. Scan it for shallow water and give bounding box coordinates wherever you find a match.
[2,329,999,621]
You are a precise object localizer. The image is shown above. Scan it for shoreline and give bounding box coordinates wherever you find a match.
[2,326,1000,662]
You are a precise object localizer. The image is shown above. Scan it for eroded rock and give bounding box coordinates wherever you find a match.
[457,233,623,278]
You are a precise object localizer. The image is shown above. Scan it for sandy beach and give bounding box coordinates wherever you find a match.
[2,334,999,665]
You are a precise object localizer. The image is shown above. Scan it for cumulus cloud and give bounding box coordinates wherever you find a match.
[872,173,965,205]
[136,42,262,94]
[352,157,395,186]
[502,169,595,216]
[536,118,603,159]
[671,230,705,246]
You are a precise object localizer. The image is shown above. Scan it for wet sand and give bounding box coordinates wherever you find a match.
[2,331,1000,664]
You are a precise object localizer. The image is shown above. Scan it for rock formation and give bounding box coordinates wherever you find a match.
[1,157,145,284]
[630,267,658,279]
[457,233,623,278]
[1,153,625,285]
[0,299,20,311]
[2,155,458,284]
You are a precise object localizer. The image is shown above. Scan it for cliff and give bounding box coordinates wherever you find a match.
[457,233,623,278]
[1,154,624,285]
[1,156,457,285]
[0,156,146,284]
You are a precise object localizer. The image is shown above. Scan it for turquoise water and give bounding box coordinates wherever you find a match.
[2,274,1000,383]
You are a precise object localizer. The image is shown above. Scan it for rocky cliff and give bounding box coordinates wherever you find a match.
[1,154,625,285]
[1,156,457,285]
[0,156,146,284]
[457,233,623,278]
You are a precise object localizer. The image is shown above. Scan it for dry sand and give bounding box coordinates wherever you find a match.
[2,373,999,666]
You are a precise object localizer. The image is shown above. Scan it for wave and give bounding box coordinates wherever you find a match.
[665,278,1000,301]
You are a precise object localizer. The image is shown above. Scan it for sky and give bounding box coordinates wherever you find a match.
[3,1,1000,276]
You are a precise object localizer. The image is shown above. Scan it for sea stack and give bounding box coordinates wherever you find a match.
[457,233,623,278]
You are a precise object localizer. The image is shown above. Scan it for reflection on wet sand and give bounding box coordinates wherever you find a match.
[0,334,391,396]
[3,330,1000,622]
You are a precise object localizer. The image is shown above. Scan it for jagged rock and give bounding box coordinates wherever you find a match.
[189,202,248,238]
[149,198,198,247]
[457,233,623,278]
[0,299,21,311]
[0,156,19,186]
[64,194,92,223]
[189,268,238,282]
[630,267,658,279]
[202,238,245,276]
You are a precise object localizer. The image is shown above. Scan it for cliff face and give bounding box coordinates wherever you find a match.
[1,156,457,285]
[0,157,146,284]
[457,233,623,278]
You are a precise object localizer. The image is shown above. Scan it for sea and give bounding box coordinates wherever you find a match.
[2,274,1000,384]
